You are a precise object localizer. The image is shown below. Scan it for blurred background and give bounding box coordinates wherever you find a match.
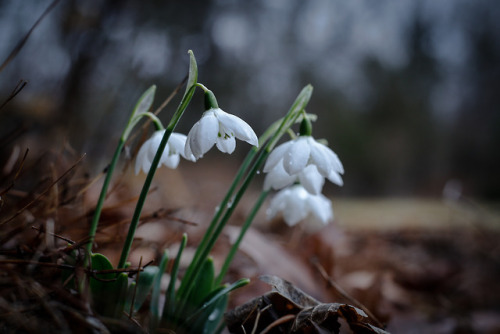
[0,0,499,199]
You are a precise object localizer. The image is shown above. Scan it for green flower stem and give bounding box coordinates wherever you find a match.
[86,138,125,258]
[150,250,169,331]
[140,111,164,131]
[86,85,158,261]
[177,84,313,305]
[117,86,196,269]
[176,147,257,299]
[215,190,269,286]
[161,233,187,325]
[174,150,265,316]
[117,50,198,269]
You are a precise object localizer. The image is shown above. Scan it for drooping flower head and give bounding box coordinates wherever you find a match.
[184,90,258,160]
[263,135,344,194]
[267,184,333,232]
[135,130,195,174]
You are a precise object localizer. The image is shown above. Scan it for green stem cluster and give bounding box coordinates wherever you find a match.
[86,50,198,269]
[175,84,313,306]
[117,52,198,269]
[86,84,158,261]
[85,47,315,331]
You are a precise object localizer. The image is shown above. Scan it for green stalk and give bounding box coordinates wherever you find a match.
[86,85,157,259]
[215,190,269,285]
[150,250,169,331]
[176,84,313,301]
[117,50,198,269]
[162,233,187,322]
[177,148,257,298]
[86,139,124,257]
[117,86,196,269]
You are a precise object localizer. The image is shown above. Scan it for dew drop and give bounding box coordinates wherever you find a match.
[208,309,220,321]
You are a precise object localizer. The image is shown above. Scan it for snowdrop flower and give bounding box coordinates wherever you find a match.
[184,107,258,160]
[267,184,333,232]
[135,130,194,174]
[264,163,343,195]
[263,136,344,194]
[185,89,258,160]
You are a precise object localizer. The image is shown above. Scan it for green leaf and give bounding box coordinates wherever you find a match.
[268,84,313,149]
[185,50,198,99]
[150,250,169,332]
[122,85,157,141]
[124,266,159,314]
[187,278,250,323]
[186,257,215,309]
[90,253,129,318]
[117,52,197,271]
[132,85,157,119]
[162,234,187,323]
[195,294,228,334]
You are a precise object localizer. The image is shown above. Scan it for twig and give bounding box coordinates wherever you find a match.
[0,80,27,111]
[0,154,86,226]
[152,75,188,116]
[260,314,295,334]
[0,148,29,196]
[31,225,75,245]
[0,0,61,73]
[128,256,142,318]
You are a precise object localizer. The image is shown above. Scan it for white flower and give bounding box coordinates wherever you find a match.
[135,131,194,174]
[184,108,258,160]
[263,136,344,194]
[264,164,336,195]
[266,184,333,232]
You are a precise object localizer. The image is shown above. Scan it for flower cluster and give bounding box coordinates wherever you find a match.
[135,95,258,174]
[264,126,344,231]
[133,83,343,233]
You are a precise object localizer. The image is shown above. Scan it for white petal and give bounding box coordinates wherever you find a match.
[184,128,194,158]
[282,186,308,226]
[216,136,236,154]
[313,140,344,174]
[146,131,164,160]
[167,133,186,153]
[187,111,219,159]
[308,194,332,223]
[168,133,195,161]
[283,137,310,175]
[263,141,292,172]
[303,195,332,232]
[263,163,296,191]
[309,139,332,177]
[135,131,163,175]
[298,165,324,195]
[266,189,288,220]
[135,142,150,174]
[306,214,329,232]
[327,170,344,186]
[161,153,180,169]
[214,109,259,147]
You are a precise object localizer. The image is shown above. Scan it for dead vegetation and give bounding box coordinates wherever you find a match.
[0,139,499,333]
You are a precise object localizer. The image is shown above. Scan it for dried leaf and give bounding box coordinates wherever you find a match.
[226,275,389,334]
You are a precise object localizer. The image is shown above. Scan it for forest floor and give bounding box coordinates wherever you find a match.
[1,150,499,333]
